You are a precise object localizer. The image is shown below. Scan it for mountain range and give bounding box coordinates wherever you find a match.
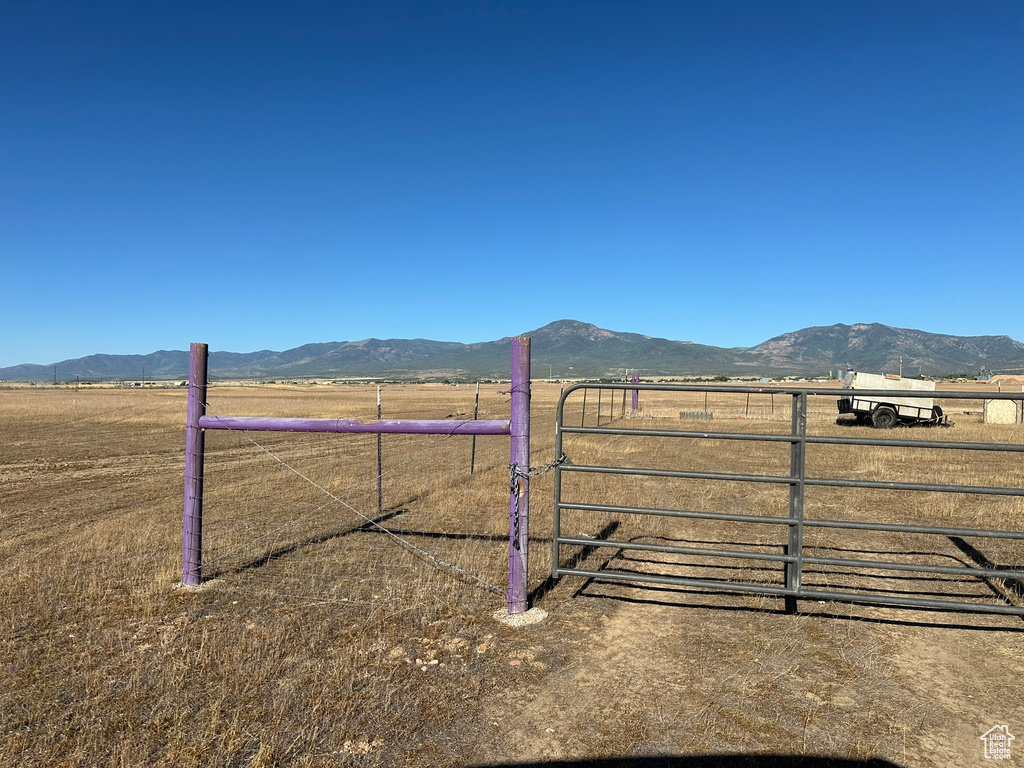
[4,320,1024,382]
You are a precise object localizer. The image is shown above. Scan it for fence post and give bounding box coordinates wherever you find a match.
[470,382,480,474]
[508,336,531,614]
[784,392,807,613]
[631,372,639,413]
[182,342,208,586]
[376,386,383,514]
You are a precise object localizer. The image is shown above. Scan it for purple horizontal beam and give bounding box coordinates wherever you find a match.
[198,415,511,436]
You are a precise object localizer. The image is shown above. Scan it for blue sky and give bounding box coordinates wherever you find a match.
[2,1,1022,367]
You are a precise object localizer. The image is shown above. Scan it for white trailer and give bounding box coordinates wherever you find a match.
[837,371,948,428]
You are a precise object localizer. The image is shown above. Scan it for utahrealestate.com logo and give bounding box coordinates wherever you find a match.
[980,725,1015,760]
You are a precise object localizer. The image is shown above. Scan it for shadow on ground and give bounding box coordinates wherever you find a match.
[472,756,904,768]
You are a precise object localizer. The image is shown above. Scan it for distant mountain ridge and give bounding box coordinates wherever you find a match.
[4,320,1024,381]
[748,323,1024,376]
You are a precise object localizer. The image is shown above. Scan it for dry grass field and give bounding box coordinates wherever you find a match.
[2,380,1023,767]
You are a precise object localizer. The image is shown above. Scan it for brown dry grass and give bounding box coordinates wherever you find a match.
[2,381,1023,767]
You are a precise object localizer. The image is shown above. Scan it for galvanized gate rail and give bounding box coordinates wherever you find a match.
[552,383,1024,616]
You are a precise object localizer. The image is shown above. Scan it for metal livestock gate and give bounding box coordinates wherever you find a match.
[552,382,1024,616]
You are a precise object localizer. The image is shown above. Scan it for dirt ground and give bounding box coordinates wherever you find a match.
[468,580,1024,767]
[1,382,1022,767]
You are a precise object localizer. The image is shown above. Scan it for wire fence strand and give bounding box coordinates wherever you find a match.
[197,399,508,596]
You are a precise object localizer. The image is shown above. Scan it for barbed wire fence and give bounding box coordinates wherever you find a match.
[196,383,520,611]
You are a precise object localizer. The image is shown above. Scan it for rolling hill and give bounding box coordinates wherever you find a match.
[4,320,1023,381]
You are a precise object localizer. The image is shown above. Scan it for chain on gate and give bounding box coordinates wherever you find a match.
[508,452,569,550]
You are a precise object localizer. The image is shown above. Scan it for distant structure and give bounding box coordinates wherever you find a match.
[987,375,1024,389]
[984,399,1023,424]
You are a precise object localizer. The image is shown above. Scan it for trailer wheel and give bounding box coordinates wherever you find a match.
[872,406,898,429]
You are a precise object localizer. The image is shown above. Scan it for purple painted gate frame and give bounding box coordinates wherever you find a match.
[183,338,532,614]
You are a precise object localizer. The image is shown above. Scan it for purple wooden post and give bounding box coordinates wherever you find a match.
[508,336,531,614]
[183,343,208,586]
[631,372,639,413]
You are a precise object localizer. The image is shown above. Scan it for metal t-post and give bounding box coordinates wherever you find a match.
[182,343,208,586]
[470,382,480,474]
[508,337,531,614]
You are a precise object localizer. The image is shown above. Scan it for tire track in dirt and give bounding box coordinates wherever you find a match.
[471,582,1024,766]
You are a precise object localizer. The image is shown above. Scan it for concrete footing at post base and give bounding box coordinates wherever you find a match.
[493,606,548,627]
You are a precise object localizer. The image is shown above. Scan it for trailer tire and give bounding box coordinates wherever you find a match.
[872,406,898,429]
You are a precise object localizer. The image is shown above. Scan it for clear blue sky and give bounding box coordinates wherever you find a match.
[2,1,1022,367]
